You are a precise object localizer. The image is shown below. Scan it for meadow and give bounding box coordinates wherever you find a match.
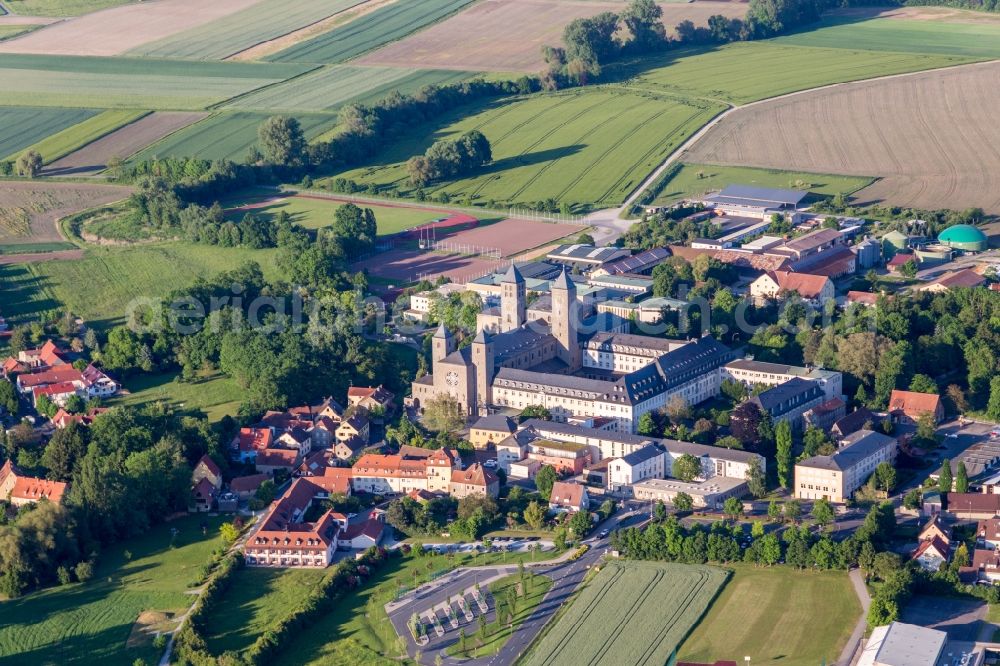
[12,109,147,163]
[0,54,312,109]
[3,0,131,16]
[113,370,243,422]
[523,561,728,666]
[268,0,476,64]
[0,106,97,159]
[129,0,366,60]
[331,88,724,210]
[677,564,861,665]
[0,514,227,666]
[129,112,337,163]
[0,243,281,327]
[652,163,874,205]
[225,65,477,113]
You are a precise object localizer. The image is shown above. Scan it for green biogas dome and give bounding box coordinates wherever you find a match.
[938,224,988,252]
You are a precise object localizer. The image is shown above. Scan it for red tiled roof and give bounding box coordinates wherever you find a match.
[973,547,1000,570]
[928,269,986,290]
[310,467,352,495]
[32,381,79,400]
[250,478,341,550]
[766,270,831,299]
[19,366,82,388]
[196,454,221,478]
[233,427,273,453]
[192,477,215,501]
[550,481,585,508]
[887,253,913,267]
[256,448,300,468]
[2,460,68,503]
[451,463,497,487]
[888,390,941,418]
[230,474,268,494]
[947,493,1000,514]
[912,535,949,560]
[846,291,881,305]
[341,518,384,541]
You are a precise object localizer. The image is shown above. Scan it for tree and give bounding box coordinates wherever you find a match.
[723,496,743,521]
[730,401,763,448]
[751,520,765,538]
[568,509,592,538]
[258,115,306,166]
[767,498,781,522]
[665,394,691,424]
[422,394,466,433]
[903,488,922,511]
[874,462,897,493]
[524,500,546,530]
[673,492,693,512]
[909,374,938,395]
[672,454,700,482]
[219,522,239,544]
[637,412,658,436]
[16,150,42,178]
[0,381,18,415]
[812,498,834,528]
[41,422,87,482]
[775,420,792,488]
[653,500,667,522]
[953,542,970,568]
[330,203,377,256]
[955,461,969,493]
[519,405,551,422]
[535,465,557,500]
[939,459,953,493]
[783,499,802,524]
[987,377,1000,421]
[745,457,766,499]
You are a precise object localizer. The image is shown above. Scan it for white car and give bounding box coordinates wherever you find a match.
[945,433,959,439]
[484,459,497,468]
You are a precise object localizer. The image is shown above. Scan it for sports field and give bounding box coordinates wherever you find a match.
[683,60,1000,213]
[13,109,147,163]
[225,65,476,113]
[678,565,860,665]
[0,106,97,159]
[129,0,367,60]
[332,89,723,210]
[0,514,227,666]
[267,0,476,64]
[0,54,313,109]
[523,561,728,666]
[113,370,243,422]
[129,112,338,162]
[652,163,874,205]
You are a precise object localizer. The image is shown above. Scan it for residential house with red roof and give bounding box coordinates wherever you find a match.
[549,481,589,512]
[230,427,273,464]
[335,413,370,446]
[346,385,395,415]
[230,474,269,501]
[977,517,1000,550]
[337,517,384,550]
[0,459,68,507]
[749,270,834,305]
[255,448,301,475]
[888,390,944,425]
[449,463,499,499]
[191,455,223,512]
[351,447,459,495]
[32,381,81,408]
[52,407,109,429]
[243,477,347,567]
[912,516,951,571]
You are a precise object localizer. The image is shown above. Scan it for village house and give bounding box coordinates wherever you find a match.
[230,474,269,501]
[333,437,368,462]
[449,463,499,499]
[912,516,951,571]
[803,397,847,432]
[0,459,68,507]
[831,407,886,439]
[607,444,667,495]
[2,339,70,375]
[978,517,1000,550]
[469,414,518,449]
[337,518,384,550]
[255,448,301,475]
[749,270,834,305]
[191,455,223,512]
[946,493,1000,521]
[230,427,273,464]
[346,385,395,415]
[888,390,944,425]
[919,269,986,293]
[336,413,370,446]
[970,548,1000,584]
[51,406,109,429]
[549,481,589,513]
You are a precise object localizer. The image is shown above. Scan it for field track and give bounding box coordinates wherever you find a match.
[0,0,257,56]
[358,0,748,72]
[683,60,1000,213]
[44,111,207,176]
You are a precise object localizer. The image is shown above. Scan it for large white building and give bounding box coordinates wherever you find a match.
[795,430,897,503]
[723,359,842,400]
[607,444,667,492]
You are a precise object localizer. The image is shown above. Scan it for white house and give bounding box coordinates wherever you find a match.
[608,444,666,495]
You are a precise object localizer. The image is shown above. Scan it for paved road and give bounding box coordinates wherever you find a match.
[387,510,646,665]
[838,568,872,666]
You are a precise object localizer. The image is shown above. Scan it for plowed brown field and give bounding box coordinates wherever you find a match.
[357,0,748,72]
[683,61,1000,213]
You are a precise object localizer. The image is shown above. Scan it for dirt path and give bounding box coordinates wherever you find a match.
[837,568,871,666]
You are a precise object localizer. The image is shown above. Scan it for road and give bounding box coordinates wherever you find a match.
[386,510,646,666]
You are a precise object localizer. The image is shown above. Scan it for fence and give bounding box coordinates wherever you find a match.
[431,241,502,259]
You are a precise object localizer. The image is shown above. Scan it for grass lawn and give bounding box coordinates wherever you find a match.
[0,242,281,328]
[447,573,553,659]
[0,514,227,666]
[227,193,450,236]
[329,88,724,210]
[201,567,327,655]
[112,370,243,422]
[678,564,861,666]
[651,163,874,205]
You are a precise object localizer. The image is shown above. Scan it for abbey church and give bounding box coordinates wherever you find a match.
[410,265,734,434]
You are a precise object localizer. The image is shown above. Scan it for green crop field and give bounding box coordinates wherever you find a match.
[130,0,366,60]
[0,106,98,160]
[617,42,973,105]
[225,65,477,113]
[0,24,39,40]
[0,54,313,109]
[10,110,148,163]
[4,0,133,16]
[651,163,874,205]
[0,514,227,666]
[524,561,728,666]
[773,16,1000,58]
[113,370,243,422]
[678,564,861,666]
[330,89,724,210]
[227,193,453,235]
[268,0,476,64]
[130,112,338,162]
[0,243,281,327]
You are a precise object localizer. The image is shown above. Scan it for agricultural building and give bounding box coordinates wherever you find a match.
[938,224,988,251]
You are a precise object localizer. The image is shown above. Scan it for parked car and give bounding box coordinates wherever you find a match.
[484,459,497,468]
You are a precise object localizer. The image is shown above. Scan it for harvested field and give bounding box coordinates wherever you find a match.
[0,181,130,246]
[0,106,96,159]
[358,0,747,72]
[44,111,207,176]
[0,54,312,109]
[523,561,728,666]
[353,249,505,284]
[224,65,476,113]
[434,218,577,258]
[0,0,258,56]
[129,112,338,163]
[267,0,475,64]
[682,61,1000,214]
[129,0,367,60]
